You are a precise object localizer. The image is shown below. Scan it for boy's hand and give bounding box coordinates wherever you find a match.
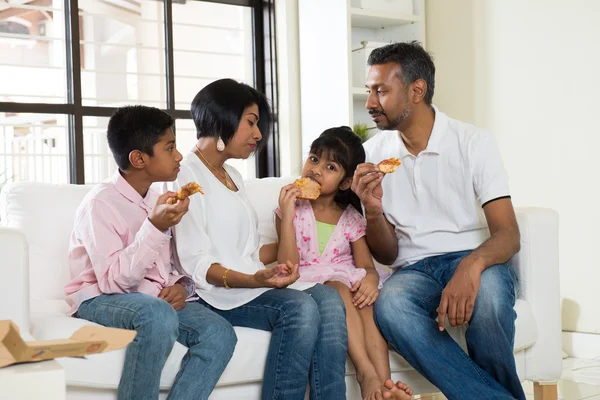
[351,272,379,308]
[278,184,302,222]
[159,283,187,311]
[149,192,190,231]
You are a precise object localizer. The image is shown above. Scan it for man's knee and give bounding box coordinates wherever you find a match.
[374,286,420,337]
[472,265,516,325]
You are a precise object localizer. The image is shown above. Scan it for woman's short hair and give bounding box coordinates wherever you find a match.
[190,79,272,152]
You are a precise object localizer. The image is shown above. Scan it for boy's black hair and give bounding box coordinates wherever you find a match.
[190,78,272,152]
[309,126,365,214]
[107,105,175,170]
[368,41,435,105]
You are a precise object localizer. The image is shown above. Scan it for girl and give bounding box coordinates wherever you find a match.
[275,126,413,400]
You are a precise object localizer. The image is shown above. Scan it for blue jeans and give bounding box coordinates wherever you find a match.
[197,284,348,400]
[374,251,525,400]
[78,293,236,400]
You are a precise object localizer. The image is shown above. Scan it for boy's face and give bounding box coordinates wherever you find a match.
[144,128,183,182]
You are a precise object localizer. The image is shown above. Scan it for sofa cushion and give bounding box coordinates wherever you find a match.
[0,182,93,308]
[30,298,536,390]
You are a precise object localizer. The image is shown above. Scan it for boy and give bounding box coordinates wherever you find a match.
[65,105,236,400]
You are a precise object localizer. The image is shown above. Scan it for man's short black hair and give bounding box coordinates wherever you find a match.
[368,41,435,105]
[190,78,272,152]
[107,105,175,170]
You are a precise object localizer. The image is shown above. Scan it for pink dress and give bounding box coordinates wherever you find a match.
[276,200,372,288]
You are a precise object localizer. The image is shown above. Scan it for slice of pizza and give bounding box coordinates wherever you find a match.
[294,177,321,200]
[167,182,204,204]
[378,157,402,174]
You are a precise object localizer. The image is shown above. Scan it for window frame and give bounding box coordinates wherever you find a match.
[0,0,279,184]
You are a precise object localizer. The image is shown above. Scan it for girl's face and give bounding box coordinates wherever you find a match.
[301,151,351,196]
[224,104,262,159]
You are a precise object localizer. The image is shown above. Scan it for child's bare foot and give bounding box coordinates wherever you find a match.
[359,373,384,400]
[382,379,413,400]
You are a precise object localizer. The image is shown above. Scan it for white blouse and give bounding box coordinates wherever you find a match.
[169,153,313,310]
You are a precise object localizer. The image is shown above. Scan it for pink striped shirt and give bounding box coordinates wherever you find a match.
[64,172,192,314]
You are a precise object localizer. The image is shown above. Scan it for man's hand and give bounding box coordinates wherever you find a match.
[149,192,190,231]
[253,261,299,288]
[351,272,380,308]
[159,283,187,311]
[437,257,484,331]
[351,163,384,216]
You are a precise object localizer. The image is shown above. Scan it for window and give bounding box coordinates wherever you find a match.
[0,0,278,188]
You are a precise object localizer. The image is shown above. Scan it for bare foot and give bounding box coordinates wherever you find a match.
[359,373,384,400]
[382,379,413,400]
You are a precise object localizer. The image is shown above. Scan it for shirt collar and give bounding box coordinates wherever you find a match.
[111,171,147,205]
[424,104,447,154]
[395,104,448,158]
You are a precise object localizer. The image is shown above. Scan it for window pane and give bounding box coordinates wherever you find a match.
[0,1,67,103]
[0,112,69,190]
[78,0,166,108]
[175,119,256,180]
[172,2,255,110]
[83,116,115,184]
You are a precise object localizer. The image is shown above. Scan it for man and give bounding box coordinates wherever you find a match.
[351,42,525,400]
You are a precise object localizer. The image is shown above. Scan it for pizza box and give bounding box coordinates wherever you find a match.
[0,320,136,368]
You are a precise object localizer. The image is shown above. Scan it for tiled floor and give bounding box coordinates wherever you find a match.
[412,358,600,400]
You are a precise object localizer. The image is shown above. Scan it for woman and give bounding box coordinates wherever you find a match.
[171,78,348,400]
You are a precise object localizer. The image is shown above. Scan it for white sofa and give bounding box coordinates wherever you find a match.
[0,177,562,399]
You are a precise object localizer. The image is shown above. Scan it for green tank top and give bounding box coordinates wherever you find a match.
[315,221,337,254]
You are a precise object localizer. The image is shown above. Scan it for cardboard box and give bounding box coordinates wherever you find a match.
[0,320,136,368]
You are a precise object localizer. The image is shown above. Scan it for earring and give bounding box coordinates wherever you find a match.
[217,137,225,152]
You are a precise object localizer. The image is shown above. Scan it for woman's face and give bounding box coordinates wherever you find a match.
[225,104,262,159]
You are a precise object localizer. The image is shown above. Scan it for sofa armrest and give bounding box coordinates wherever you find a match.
[513,207,562,382]
[0,228,30,332]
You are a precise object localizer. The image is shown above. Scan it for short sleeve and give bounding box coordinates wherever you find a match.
[470,130,510,207]
[346,206,367,242]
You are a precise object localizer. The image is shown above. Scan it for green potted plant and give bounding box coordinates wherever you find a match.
[353,122,375,143]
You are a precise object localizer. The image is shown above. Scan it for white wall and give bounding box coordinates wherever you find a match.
[426,0,600,334]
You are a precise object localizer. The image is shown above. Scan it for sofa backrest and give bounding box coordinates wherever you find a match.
[0,177,295,312]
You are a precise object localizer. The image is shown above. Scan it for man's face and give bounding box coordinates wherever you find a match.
[365,62,411,131]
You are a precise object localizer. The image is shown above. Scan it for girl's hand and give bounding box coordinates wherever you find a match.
[253,261,300,288]
[278,184,302,222]
[350,272,380,308]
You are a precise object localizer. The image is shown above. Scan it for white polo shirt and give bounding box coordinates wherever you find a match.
[364,106,510,268]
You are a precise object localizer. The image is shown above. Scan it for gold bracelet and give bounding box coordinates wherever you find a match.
[223,268,231,289]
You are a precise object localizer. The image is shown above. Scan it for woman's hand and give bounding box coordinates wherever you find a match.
[278,184,302,222]
[253,261,300,288]
[350,271,380,308]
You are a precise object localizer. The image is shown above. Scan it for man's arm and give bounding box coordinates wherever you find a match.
[365,212,399,266]
[437,198,520,330]
[464,198,520,270]
[352,163,399,265]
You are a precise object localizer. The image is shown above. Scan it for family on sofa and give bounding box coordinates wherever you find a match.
[64,42,525,400]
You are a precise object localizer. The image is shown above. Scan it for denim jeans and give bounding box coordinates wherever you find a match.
[374,250,525,400]
[78,293,236,400]
[197,284,348,400]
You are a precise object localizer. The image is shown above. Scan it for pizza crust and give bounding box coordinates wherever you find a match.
[294,177,321,200]
[378,157,402,174]
[167,182,204,204]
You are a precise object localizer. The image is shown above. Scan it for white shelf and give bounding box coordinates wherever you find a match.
[352,87,369,100]
[350,7,420,29]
